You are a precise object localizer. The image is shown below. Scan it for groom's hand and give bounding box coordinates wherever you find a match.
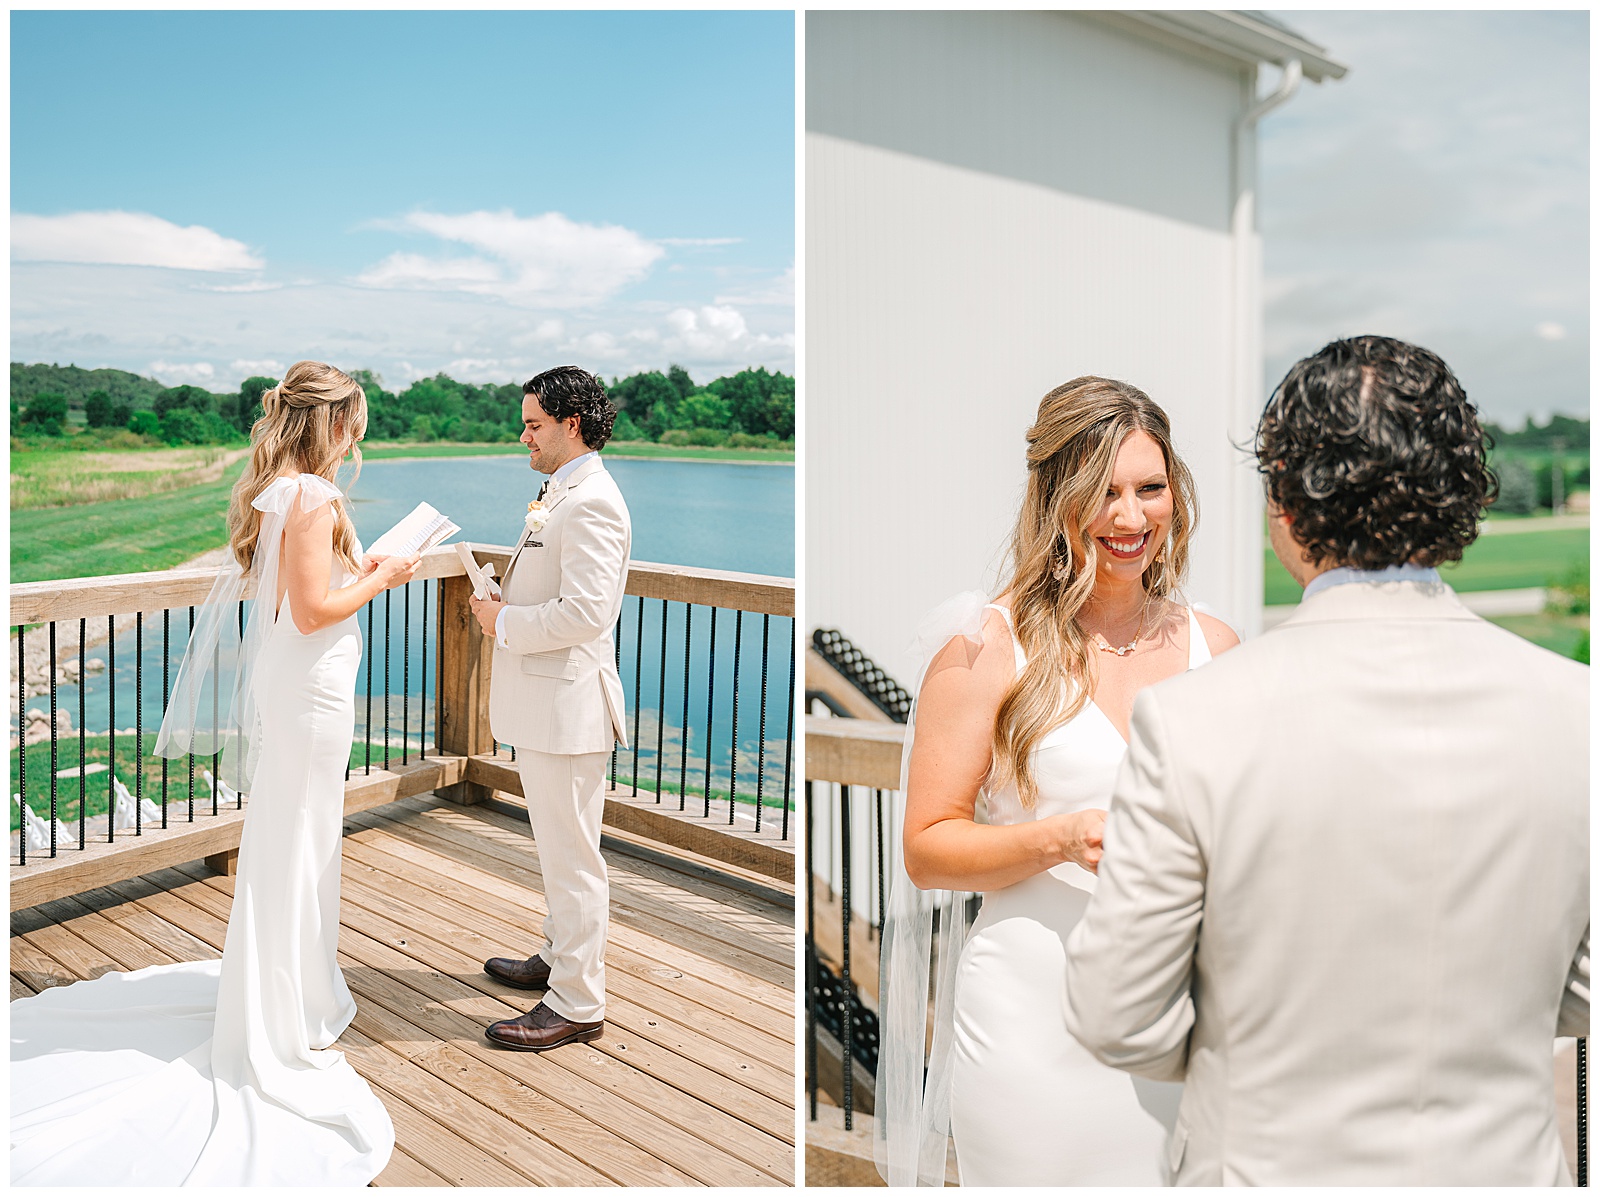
[468,595,506,636]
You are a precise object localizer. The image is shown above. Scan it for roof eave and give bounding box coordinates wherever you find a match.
[1118,10,1349,82]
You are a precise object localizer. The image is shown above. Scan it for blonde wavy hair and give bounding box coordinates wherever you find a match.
[228,360,367,572]
[992,377,1196,808]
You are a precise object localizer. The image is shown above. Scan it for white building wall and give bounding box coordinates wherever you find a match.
[807,11,1262,688]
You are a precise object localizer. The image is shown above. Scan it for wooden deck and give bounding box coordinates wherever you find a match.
[11,792,797,1186]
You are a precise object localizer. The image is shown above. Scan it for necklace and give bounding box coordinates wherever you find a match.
[1089,603,1153,656]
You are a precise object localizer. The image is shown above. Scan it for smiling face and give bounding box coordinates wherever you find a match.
[1080,429,1173,587]
[520,393,585,475]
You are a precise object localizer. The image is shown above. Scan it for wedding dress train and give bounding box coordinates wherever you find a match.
[10,474,394,1185]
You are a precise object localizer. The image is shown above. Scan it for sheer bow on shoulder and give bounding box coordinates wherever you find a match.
[155,474,345,792]
[873,590,992,1186]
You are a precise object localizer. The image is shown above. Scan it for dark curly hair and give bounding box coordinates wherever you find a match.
[523,365,616,451]
[1255,336,1497,570]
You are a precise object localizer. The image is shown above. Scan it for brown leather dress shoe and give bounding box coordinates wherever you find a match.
[484,1001,604,1052]
[483,954,552,990]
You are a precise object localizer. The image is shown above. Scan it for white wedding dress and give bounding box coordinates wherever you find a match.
[946,602,1209,1185]
[10,474,394,1186]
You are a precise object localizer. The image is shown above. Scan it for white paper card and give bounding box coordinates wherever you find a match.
[367,502,460,558]
[455,543,502,600]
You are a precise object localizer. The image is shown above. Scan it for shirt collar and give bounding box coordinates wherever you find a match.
[551,450,598,486]
[1302,563,1443,601]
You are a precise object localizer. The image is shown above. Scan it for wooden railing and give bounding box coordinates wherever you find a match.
[10,546,795,909]
[803,713,909,1186]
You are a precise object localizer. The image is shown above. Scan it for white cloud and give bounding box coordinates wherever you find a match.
[665,304,750,353]
[148,360,217,386]
[12,262,795,393]
[231,358,285,377]
[12,211,262,271]
[1260,11,1587,421]
[204,280,285,294]
[355,209,664,307]
[715,263,795,307]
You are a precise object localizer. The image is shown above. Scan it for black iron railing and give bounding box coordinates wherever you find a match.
[14,554,798,869]
[12,576,440,863]
[496,592,796,843]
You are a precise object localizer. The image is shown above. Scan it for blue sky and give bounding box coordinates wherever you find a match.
[11,10,795,391]
[1259,10,1587,426]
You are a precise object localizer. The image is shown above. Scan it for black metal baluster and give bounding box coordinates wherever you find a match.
[654,598,667,803]
[210,627,220,817]
[840,782,854,1130]
[82,617,90,844]
[610,612,621,787]
[805,779,817,1120]
[631,596,644,795]
[402,581,411,766]
[755,614,770,833]
[1579,1037,1589,1186]
[782,620,795,842]
[134,614,142,834]
[729,610,743,825]
[49,622,58,857]
[383,589,392,770]
[16,622,25,867]
[364,603,374,774]
[679,604,692,812]
[420,579,429,759]
[160,610,169,829]
[876,789,887,938]
[703,608,717,817]
[108,616,116,842]
[188,607,195,822]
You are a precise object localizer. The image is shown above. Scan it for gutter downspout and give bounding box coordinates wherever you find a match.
[1229,59,1302,639]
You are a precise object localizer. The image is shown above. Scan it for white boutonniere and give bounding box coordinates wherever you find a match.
[524,500,551,535]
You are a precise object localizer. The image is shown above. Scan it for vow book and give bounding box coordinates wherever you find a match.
[366,502,460,558]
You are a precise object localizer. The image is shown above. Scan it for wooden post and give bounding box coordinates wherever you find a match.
[434,572,494,805]
[204,849,239,876]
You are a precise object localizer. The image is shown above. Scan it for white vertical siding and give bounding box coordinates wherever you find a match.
[807,131,1245,686]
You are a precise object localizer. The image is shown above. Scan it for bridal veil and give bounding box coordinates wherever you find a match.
[155,473,345,791]
[873,590,993,1186]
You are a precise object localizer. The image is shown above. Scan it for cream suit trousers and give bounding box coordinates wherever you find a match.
[517,749,609,1023]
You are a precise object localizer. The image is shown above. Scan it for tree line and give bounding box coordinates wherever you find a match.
[10,362,795,450]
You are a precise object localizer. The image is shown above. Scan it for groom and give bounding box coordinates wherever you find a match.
[469,365,631,1051]
[1063,336,1589,1184]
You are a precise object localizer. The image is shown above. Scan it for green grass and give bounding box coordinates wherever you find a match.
[12,732,417,832]
[1484,612,1591,660]
[11,459,249,583]
[361,439,793,464]
[1264,527,1591,606]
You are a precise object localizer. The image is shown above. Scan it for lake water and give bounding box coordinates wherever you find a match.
[350,454,794,577]
[23,456,795,811]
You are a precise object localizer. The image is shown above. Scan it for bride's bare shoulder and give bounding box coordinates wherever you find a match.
[1193,609,1241,655]
[924,599,1016,700]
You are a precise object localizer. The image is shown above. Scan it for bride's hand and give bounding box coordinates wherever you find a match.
[1047,808,1107,873]
[369,553,422,589]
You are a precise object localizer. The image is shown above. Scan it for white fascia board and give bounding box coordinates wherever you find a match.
[1116,10,1349,82]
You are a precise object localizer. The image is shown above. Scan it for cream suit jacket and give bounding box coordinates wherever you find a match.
[1063,579,1590,1186]
[488,455,631,755]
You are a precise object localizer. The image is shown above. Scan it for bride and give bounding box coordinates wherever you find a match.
[876,377,1238,1185]
[10,361,419,1185]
